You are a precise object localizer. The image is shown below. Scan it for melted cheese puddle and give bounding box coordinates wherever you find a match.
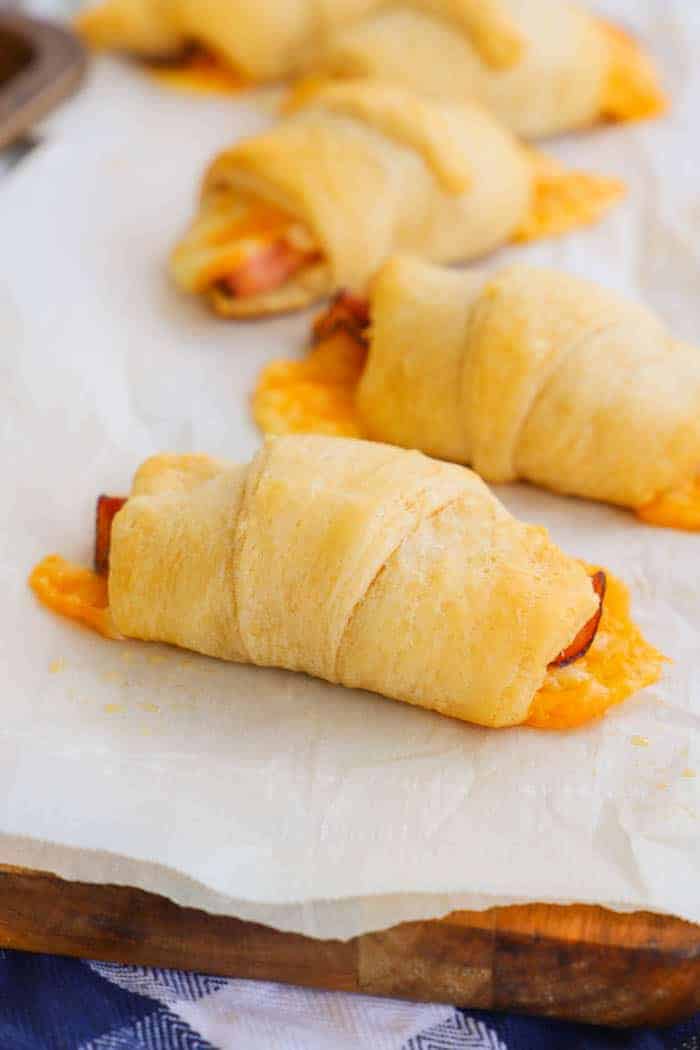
[636,476,700,532]
[171,193,316,294]
[148,50,248,95]
[253,331,367,437]
[599,22,668,124]
[29,555,119,639]
[515,151,625,243]
[527,569,665,730]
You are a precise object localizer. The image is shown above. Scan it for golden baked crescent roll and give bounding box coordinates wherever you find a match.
[29,436,664,729]
[76,0,665,136]
[254,257,700,529]
[169,81,622,317]
[310,7,665,139]
[79,0,524,75]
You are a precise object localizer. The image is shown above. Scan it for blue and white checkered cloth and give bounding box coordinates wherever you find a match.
[0,950,697,1050]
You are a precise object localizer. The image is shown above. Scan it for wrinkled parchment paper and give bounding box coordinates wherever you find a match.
[0,1,698,940]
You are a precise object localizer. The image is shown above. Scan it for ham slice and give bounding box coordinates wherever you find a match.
[550,571,606,668]
[95,496,127,575]
[223,241,316,299]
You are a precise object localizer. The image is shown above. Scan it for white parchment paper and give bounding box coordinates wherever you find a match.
[0,1,698,940]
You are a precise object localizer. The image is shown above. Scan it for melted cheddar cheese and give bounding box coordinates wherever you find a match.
[527,568,666,729]
[515,151,625,243]
[30,555,120,639]
[599,22,668,124]
[148,50,249,95]
[636,476,700,531]
[253,331,367,437]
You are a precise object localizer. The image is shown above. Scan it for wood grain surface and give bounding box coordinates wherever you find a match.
[0,866,697,1027]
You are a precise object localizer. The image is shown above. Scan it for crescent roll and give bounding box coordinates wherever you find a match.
[77,0,666,136]
[30,436,664,730]
[255,258,700,530]
[169,81,622,317]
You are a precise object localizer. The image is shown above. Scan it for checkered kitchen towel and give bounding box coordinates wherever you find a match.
[0,950,697,1050]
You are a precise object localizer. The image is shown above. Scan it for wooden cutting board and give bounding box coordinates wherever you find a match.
[0,865,697,1028]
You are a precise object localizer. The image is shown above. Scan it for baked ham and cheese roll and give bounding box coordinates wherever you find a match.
[169,81,622,317]
[30,436,663,730]
[255,258,700,531]
[77,0,666,137]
